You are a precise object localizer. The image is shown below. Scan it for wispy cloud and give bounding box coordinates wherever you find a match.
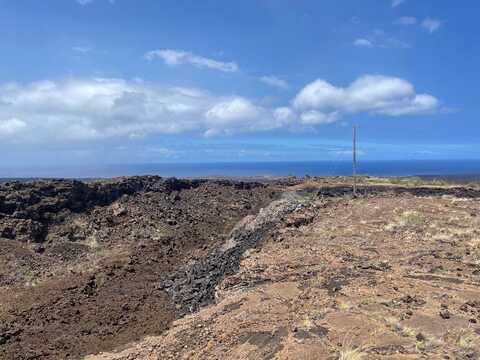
[76,0,115,5]
[391,0,405,8]
[72,46,92,54]
[330,149,366,157]
[144,49,239,73]
[259,75,289,89]
[0,118,27,136]
[353,38,373,48]
[394,16,418,26]
[422,17,443,33]
[353,30,410,49]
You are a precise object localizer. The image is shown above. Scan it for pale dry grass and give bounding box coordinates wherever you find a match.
[385,317,417,338]
[338,347,365,360]
[456,329,479,350]
[398,211,424,227]
[385,210,425,231]
[337,300,353,311]
[416,335,443,353]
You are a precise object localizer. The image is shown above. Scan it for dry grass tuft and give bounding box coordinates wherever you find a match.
[416,336,443,353]
[456,329,479,350]
[337,300,352,311]
[398,211,424,227]
[401,326,417,338]
[338,347,365,360]
[385,317,417,338]
[385,210,425,231]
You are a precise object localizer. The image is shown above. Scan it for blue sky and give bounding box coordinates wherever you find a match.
[1,0,479,167]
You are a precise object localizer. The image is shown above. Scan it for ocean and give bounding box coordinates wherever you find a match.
[2,160,480,179]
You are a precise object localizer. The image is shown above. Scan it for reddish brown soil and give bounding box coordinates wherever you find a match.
[0,177,278,360]
[84,179,480,360]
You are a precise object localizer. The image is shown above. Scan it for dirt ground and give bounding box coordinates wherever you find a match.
[85,179,480,360]
[2,176,480,359]
[0,177,278,360]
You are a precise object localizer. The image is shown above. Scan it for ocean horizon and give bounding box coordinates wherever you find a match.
[2,159,480,179]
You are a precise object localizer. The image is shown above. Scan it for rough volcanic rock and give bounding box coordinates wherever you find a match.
[0,176,278,360]
[0,177,206,242]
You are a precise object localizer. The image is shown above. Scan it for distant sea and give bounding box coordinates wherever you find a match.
[2,160,480,180]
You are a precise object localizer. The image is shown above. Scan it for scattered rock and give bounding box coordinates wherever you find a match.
[82,276,97,297]
[360,260,391,271]
[400,295,426,308]
[113,205,127,217]
[439,307,451,319]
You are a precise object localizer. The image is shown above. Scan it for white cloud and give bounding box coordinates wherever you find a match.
[354,38,373,48]
[206,98,260,123]
[0,75,440,146]
[259,76,289,89]
[0,118,27,137]
[392,0,405,7]
[300,110,339,125]
[293,75,439,119]
[145,49,238,73]
[0,78,288,143]
[331,149,365,157]
[72,46,92,54]
[395,16,418,25]
[204,97,292,136]
[76,0,115,5]
[422,17,443,33]
[143,147,178,159]
[273,107,295,123]
[353,30,410,49]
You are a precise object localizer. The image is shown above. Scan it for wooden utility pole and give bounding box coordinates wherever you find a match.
[352,125,357,197]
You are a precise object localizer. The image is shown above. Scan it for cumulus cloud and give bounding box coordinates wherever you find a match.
[300,111,339,125]
[0,78,290,142]
[0,75,440,145]
[273,107,295,123]
[395,16,418,26]
[292,75,439,119]
[422,17,443,33]
[203,98,296,136]
[206,98,260,123]
[145,49,238,73]
[391,0,405,7]
[259,76,289,89]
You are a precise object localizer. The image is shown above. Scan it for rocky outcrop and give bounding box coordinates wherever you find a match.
[0,177,275,360]
[0,177,206,243]
[160,191,310,314]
